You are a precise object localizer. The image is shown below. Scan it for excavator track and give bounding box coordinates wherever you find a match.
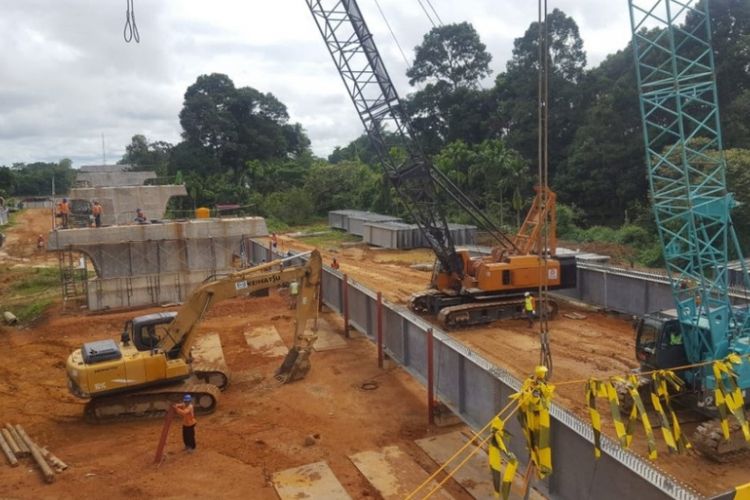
[192,360,231,390]
[84,382,221,424]
[692,414,750,462]
[436,297,559,329]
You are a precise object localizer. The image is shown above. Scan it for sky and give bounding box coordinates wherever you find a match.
[0,0,634,168]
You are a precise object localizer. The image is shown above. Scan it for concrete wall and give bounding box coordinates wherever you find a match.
[75,171,157,188]
[363,221,477,249]
[49,217,268,311]
[0,207,7,225]
[69,184,187,225]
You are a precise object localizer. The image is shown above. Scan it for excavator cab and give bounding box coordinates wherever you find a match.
[125,312,181,358]
[635,311,689,372]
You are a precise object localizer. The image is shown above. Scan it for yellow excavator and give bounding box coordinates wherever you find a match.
[66,250,322,422]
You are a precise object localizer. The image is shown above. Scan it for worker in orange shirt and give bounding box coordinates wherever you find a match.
[58,198,70,229]
[173,394,197,452]
[91,201,103,228]
[271,232,278,252]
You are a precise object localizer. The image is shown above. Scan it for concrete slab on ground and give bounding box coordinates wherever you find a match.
[244,326,288,357]
[349,445,454,500]
[272,461,351,500]
[310,317,347,352]
[416,431,494,499]
[415,431,544,500]
[191,333,228,368]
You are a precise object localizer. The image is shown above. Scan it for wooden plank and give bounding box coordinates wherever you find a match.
[244,326,288,357]
[311,318,347,352]
[15,425,55,483]
[0,430,18,467]
[191,332,228,366]
[272,461,351,500]
[349,445,454,500]
[416,431,494,499]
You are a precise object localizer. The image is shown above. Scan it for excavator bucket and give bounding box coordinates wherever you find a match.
[275,347,312,383]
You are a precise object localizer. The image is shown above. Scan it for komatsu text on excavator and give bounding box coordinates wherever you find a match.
[66,250,322,423]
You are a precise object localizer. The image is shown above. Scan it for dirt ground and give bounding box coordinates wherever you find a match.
[1,212,747,498]
[0,212,475,500]
[275,233,750,497]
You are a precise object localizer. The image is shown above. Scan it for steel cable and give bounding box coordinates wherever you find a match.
[123,0,140,43]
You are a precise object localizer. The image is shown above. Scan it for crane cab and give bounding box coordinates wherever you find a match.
[634,311,689,372]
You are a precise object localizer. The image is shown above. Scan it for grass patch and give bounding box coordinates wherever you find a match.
[12,298,53,323]
[9,267,60,295]
[1,267,58,324]
[297,229,361,248]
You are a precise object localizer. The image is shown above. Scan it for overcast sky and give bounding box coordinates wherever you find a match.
[0,1,634,168]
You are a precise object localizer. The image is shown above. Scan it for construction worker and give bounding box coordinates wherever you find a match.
[92,201,103,228]
[271,232,278,251]
[173,394,197,452]
[134,208,148,224]
[524,292,536,328]
[289,279,300,309]
[331,257,340,270]
[58,198,70,229]
[37,234,44,252]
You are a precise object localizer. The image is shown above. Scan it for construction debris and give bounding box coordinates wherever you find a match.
[0,430,18,467]
[563,312,587,320]
[1,423,66,483]
[3,311,17,325]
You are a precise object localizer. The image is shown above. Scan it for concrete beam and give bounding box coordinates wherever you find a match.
[68,184,187,226]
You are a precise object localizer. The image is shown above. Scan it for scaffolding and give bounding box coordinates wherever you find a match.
[57,246,89,311]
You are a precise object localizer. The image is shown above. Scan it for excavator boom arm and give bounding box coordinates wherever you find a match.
[155,251,322,359]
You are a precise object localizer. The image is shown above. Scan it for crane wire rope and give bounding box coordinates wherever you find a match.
[537,0,553,375]
[373,0,412,69]
[123,0,140,43]
[415,0,438,28]
[423,0,444,26]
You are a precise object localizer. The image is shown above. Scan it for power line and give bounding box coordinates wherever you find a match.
[373,0,412,69]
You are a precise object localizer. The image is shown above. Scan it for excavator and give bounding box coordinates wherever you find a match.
[304,0,576,328]
[625,0,750,461]
[66,250,322,422]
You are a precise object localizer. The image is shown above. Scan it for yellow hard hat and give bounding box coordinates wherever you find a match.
[534,365,548,378]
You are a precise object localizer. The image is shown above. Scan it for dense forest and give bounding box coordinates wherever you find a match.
[1,0,749,264]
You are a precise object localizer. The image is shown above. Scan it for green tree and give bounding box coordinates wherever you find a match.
[554,47,644,225]
[405,23,494,153]
[495,9,587,177]
[407,22,492,89]
[178,73,310,175]
[120,134,173,176]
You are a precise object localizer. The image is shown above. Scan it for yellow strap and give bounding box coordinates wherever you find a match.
[713,357,750,442]
[614,375,658,458]
[735,481,750,500]
[512,370,554,479]
[489,416,519,500]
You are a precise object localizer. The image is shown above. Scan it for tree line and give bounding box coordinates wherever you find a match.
[2,0,749,262]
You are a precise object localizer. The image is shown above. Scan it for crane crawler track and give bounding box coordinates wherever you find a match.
[84,382,220,424]
[433,297,558,329]
[692,415,750,462]
[192,360,231,390]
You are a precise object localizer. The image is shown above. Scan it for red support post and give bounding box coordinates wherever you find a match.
[427,327,434,425]
[343,273,350,338]
[154,406,175,465]
[377,291,383,368]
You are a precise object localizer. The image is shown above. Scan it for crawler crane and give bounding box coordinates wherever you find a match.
[305,0,576,328]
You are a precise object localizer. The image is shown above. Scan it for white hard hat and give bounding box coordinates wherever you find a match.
[524,292,530,297]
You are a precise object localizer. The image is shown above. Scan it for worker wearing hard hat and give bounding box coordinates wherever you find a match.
[524,292,536,328]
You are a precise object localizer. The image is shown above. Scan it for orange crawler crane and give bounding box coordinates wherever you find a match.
[412,186,576,328]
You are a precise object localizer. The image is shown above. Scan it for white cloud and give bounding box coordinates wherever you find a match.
[0,0,632,167]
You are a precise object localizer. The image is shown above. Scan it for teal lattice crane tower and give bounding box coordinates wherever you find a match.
[628,0,750,388]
